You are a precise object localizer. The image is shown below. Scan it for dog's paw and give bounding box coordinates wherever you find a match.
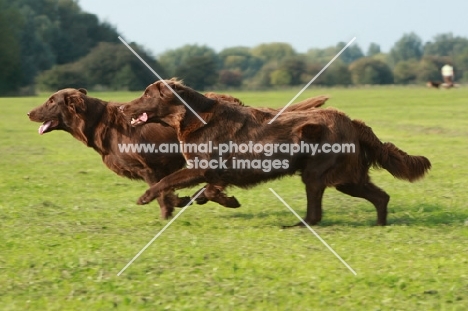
[225,196,241,208]
[137,197,148,205]
[161,208,174,220]
[195,197,208,205]
[176,196,193,207]
[137,190,157,205]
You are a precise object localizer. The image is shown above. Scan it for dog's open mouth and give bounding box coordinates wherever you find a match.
[38,120,59,135]
[131,113,148,126]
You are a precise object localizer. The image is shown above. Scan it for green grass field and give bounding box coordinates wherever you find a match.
[1,86,467,310]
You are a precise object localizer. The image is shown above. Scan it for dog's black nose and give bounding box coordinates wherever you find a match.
[27,112,30,117]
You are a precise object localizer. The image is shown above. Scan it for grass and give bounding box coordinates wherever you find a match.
[1,86,468,310]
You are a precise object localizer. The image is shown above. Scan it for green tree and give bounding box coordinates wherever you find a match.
[393,60,419,84]
[36,63,89,90]
[223,55,247,69]
[36,42,165,91]
[278,56,307,85]
[16,5,56,86]
[218,70,242,87]
[46,0,118,64]
[424,33,468,57]
[251,43,296,63]
[455,49,468,82]
[416,59,440,82]
[300,63,326,85]
[112,65,143,91]
[389,33,423,65]
[321,62,352,86]
[367,43,381,57]
[159,44,218,77]
[81,42,165,90]
[0,0,23,95]
[362,66,380,84]
[349,57,393,84]
[250,62,278,87]
[337,42,364,64]
[301,59,352,86]
[270,70,292,86]
[7,0,119,87]
[219,46,251,70]
[218,46,263,78]
[305,46,338,65]
[175,55,218,90]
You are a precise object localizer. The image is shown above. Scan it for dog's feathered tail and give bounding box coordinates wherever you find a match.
[353,120,431,182]
[287,96,329,111]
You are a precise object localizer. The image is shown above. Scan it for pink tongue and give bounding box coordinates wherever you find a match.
[38,121,52,135]
[139,113,148,122]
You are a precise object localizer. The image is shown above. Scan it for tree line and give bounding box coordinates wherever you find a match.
[1,0,468,95]
[155,33,468,90]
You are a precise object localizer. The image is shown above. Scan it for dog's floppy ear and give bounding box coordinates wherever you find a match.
[78,88,87,95]
[158,79,184,100]
[66,94,86,113]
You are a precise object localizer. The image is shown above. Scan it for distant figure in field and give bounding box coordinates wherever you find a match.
[441,64,454,87]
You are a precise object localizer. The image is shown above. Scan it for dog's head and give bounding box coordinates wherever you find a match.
[28,88,89,135]
[121,79,215,128]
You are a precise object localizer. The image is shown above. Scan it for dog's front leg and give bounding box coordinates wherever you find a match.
[137,168,208,205]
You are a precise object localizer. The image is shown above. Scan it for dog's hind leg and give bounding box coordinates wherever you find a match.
[188,184,240,207]
[336,182,389,226]
[174,195,193,207]
[191,185,241,207]
[199,184,240,208]
[192,187,209,205]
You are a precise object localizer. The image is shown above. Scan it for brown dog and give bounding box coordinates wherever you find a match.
[121,79,431,226]
[27,88,243,218]
[426,81,442,88]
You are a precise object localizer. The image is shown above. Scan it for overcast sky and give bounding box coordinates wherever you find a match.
[78,0,468,57]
